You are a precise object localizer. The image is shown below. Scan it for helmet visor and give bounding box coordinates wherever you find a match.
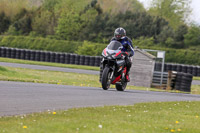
[115,35,122,40]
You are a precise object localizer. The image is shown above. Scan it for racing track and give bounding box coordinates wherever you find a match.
[1,81,200,116]
[0,62,200,116]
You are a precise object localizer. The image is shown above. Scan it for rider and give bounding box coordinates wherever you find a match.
[111,27,134,82]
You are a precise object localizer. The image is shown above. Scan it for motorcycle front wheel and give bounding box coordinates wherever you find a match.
[102,67,112,90]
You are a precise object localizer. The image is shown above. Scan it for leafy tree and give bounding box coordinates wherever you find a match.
[11,9,33,35]
[0,0,30,18]
[156,25,174,45]
[98,0,145,14]
[32,10,55,36]
[184,25,200,46]
[148,0,191,29]
[56,0,99,40]
[172,24,188,48]
[0,12,10,34]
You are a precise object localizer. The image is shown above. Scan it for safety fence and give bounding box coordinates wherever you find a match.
[0,47,102,67]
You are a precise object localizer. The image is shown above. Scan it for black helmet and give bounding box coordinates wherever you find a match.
[114,27,126,40]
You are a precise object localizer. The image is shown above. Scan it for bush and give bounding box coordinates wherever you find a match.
[0,36,81,53]
[0,35,200,65]
[75,40,107,56]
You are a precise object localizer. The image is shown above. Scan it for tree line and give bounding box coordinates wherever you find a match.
[0,0,200,51]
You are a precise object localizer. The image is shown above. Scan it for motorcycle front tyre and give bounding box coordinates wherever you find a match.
[102,67,111,90]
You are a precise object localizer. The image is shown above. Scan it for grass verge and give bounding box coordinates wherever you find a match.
[1,101,200,133]
[0,66,100,87]
[194,77,200,80]
[0,66,159,91]
[0,57,100,71]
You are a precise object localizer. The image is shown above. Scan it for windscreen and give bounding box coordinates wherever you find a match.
[107,41,122,50]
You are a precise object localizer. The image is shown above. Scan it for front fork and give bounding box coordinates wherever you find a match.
[106,65,115,81]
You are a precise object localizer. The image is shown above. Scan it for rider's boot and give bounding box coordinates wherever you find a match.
[126,73,130,82]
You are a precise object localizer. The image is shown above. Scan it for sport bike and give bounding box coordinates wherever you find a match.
[101,41,129,91]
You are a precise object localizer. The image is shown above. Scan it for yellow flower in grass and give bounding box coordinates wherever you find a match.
[171,129,175,132]
[23,126,27,129]
[53,112,56,115]
[196,115,199,118]
[176,121,179,124]
[177,129,182,132]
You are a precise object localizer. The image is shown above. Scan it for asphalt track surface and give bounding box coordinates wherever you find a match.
[1,81,200,116]
[0,62,200,116]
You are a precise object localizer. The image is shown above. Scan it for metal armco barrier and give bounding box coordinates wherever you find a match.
[155,62,200,77]
[0,47,102,67]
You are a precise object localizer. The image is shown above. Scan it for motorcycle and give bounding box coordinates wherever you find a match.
[101,40,129,91]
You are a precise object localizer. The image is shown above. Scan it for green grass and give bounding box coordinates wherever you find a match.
[0,57,100,71]
[0,66,100,87]
[1,101,200,133]
[194,77,200,80]
[0,66,158,90]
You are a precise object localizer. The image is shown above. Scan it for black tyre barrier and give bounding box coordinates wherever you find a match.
[171,64,177,71]
[175,84,181,90]
[75,55,80,65]
[60,53,65,63]
[25,50,31,60]
[64,53,70,64]
[1,47,200,77]
[192,66,198,76]
[20,49,25,60]
[186,65,193,75]
[45,52,50,62]
[176,65,182,72]
[35,51,41,61]
[0,47,2,57]
[79,55,85,65]
[30,50,36,61]
[197,67,200,77]
[181,65,187,73]
[50,52,56,62]
[174,72,193,92]
[6,48,11,58]
[84,56,90,66]
[40,51,46,62]
[55,53,61,63]
[89,56,95,66]
[16,49,21,59]
[70,54,76,64]
[94,56,101,66]
[11,48,16,58]
[0,47,6,57]
[166,63,172,72]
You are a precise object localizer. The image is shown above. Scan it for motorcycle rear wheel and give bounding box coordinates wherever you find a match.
[116,82,127,91]
[102,67,111,90]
